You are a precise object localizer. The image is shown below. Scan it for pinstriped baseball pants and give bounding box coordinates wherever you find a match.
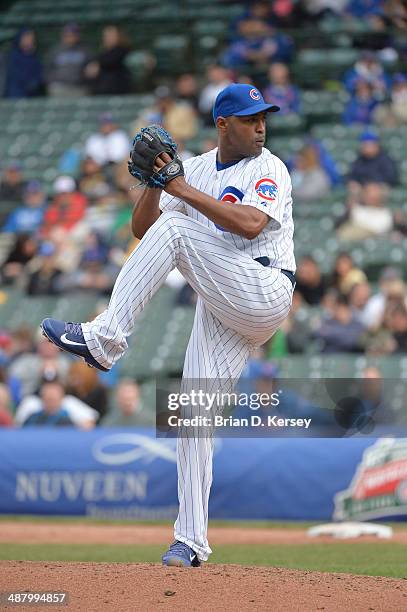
[82,211,293,560]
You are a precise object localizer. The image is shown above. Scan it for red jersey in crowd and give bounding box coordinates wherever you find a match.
[42,192,87,234]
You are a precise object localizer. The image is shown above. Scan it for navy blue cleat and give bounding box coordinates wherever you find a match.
[162,541,201,567]
[41,318,109,372]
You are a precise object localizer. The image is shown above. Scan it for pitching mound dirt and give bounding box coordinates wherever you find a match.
[1,561,406,612]
[1,523,406,610]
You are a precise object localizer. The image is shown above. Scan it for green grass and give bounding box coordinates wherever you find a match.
[0,542,406,578]
[0,515,283,526]
[0,515,321,529]
[0,516,406,530]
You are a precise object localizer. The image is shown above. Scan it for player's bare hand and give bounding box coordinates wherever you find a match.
[153,152,172,171]
[154,152,187,196]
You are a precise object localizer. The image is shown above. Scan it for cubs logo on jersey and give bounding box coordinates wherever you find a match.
[216,186,244,230]
[255,178,278,202]
[219,186,244,204]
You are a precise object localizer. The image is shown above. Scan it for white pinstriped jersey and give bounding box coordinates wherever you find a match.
[160,147,296,272]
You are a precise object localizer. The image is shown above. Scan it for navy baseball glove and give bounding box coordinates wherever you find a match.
[128,124,184,188]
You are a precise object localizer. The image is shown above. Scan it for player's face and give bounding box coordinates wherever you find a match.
[225,112,267,158]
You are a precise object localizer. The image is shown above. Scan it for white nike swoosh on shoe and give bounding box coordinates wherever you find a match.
[60,333,87,347]
[189,554,195,562]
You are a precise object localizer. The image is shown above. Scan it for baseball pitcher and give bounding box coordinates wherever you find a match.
[41,83,295,567]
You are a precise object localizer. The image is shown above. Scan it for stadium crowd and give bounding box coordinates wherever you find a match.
[0,0,406,427]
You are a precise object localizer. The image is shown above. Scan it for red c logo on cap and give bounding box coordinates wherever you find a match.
[250,88,260,100]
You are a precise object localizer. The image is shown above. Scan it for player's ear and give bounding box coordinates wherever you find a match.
[216,116,228,133]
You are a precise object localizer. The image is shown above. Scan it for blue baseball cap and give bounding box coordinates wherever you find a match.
[24,180,42,194]
[213,83,280,123]
[359,130,379,143]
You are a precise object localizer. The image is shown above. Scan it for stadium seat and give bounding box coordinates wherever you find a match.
[7,295,58,328]
[120,286,178,379]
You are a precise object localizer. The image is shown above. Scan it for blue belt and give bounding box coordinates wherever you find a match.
[254,257,296,289]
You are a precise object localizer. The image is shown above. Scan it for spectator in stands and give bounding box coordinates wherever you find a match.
[4,28,43,98]
[175,73,199,110]
[348,281,372,327]
[134,86,198,142]
[382,0,407,30]
[78,156,113,204]
[385,302,407,352]
[262,62,300,115]
[9,332,70,398]
[2,181,47,234]
[334,367,392,428]
[42,176,87,235]
[46,23,90,97]
[338,182,394,241]
[221,19,294,69]
[367,287,407,354]
[102,379,152,426]
[329,252,367,296]
[0,162,26,204]
[290,144,331,202]
[0,355,22,407]
[198,64,232,126]
[314,293,365,353]
[58,231,117,294]
[295,256,327,305]
[84,113,130,167]
[7,325,35,364]
[374,73,407,127]
[21,380,76,427]
[346,0,384,19]
[66,361,108,421]
[347,131,398,188]
[1,234,38,285]
[357,366,398,425]
[342,80,379,125]
[84,25,131,95]
[363,267,406,330]
[231,0,275,33]
[0,338,11,365]
[46,226,81,274]
[269,0,308,27]
[0,383,13,427]
[236,354,330,427]
[393,208,407,240]
[16,373,98,428]
[343,51,390,98]
[25,241,63,296]
[232,1,305,32]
